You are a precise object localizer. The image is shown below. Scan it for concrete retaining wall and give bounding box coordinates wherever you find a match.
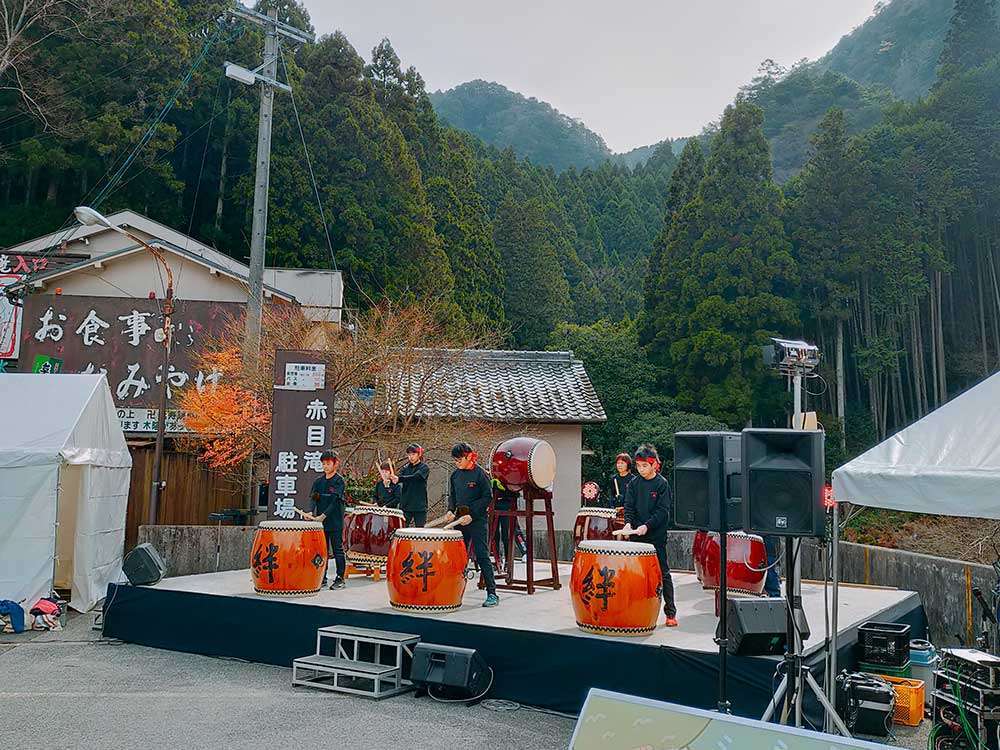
[142,523,986,647]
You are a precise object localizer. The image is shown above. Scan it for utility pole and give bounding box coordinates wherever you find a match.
[225,3,314,512]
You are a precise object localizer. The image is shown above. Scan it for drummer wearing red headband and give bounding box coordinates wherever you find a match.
[619,444,677,627]
[445,442,499,608]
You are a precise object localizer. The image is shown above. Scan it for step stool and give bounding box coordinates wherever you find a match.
[292,625,420,699]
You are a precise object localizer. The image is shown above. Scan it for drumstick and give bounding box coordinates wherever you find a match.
[292,507,311,519]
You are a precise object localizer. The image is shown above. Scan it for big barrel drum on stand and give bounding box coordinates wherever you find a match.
[345,505,405,568]
[489,436,561,593]
[250,520,328,596]
[692,530,768,596]
[571,539,662,636]
[386,528,469,613]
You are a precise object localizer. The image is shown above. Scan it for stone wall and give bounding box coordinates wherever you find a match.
[138,525,257,578]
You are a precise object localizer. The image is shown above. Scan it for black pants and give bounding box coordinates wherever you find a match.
[653,541,676,618]
[323,517,345,581]
[462,521,496,595]
[403,509,427,527]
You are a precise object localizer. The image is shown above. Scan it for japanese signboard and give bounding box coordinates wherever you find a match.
[0,252,87,360]
[268,350,334,520]
[17,294,243,432]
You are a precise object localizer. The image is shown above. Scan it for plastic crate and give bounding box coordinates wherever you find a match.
[860,660,912,678]
[858,621,911,667]
[879,675,925,726]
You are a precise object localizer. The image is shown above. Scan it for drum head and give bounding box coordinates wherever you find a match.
[528,440,556,488]
[395,527,462,540]
[577,539,655,555]
[357,506,405,518]
[259,520,323,530]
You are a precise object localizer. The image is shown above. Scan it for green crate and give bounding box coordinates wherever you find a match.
[859,660,912,678]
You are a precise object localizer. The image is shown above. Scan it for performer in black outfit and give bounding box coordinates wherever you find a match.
[308,449,346,590]
[373,460,402,507]
[620,444,677,626]
[393,444,429,526]
[604,452,635,508]
[445,443,499,608]
[491,478,525,568]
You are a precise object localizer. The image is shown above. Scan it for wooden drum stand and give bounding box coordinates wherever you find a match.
[485,487,560,594]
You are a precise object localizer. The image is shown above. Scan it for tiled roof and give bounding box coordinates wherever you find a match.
[403,349,606,425]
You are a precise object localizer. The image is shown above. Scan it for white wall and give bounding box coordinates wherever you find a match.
[36,250,257,303]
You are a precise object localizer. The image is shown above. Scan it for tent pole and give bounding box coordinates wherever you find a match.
[830,497,840,703]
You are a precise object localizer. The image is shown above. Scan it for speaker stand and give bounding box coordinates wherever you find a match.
[760,542,850,737]
[713,490,732,714]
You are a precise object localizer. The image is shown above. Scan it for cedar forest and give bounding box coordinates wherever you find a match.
[1,0,999,478]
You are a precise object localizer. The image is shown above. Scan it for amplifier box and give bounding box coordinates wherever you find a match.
[939,648,1000,690]
[836,672,895,737]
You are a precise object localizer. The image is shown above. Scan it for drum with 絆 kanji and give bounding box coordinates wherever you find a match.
[491,437,556,491]
[386,528,469,613]
[345,505,406,567]
[570,539,662,636]
[572,507,625,546]
[692,530,768,596]
[250,520,328,596]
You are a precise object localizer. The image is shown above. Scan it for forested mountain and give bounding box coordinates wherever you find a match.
[430,80,613,172]
[818,0,956,100]
[1,0,999,477]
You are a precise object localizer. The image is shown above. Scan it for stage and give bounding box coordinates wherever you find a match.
[103,564,924,717]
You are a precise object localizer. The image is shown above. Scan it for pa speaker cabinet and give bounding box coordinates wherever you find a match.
[721,597,789,656]
[122,542,165,586]
[411,643,490,695]
[673,431,742,531]
[742,428,825,538]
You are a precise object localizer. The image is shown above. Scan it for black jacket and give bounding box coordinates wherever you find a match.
[373,480,401,507]
[449,465,491,525]
[605,472,635,507]
[311,474,346,528]
[397,461,429,512]
[623,473,672,543]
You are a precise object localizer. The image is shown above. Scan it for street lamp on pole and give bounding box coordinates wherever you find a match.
[74,206,174,526]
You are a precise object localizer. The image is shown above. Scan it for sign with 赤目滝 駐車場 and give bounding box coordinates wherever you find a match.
[17,294,244,432]
[267,350,335,520]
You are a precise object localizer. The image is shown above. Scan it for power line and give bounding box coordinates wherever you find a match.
[277,41,337,271]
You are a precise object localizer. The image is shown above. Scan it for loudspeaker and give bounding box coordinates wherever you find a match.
[411,643,491,696]
[741,429,825,538]
[673,432,742,531]
[721,597,789,655]
[122,543,165,586]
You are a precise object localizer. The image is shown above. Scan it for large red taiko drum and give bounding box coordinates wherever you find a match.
[345,505,405,566]
[491,437,556,491]
[571,539,662,636]
[693,530,767,596]
[573,507,625,546]
[250,520,328,597]
[386,528,469,613]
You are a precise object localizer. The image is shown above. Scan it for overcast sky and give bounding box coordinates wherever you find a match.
[301,1,878,152]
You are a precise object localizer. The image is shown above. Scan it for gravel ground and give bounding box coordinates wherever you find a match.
[1,613,933,750]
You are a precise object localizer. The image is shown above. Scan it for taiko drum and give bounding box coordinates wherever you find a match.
[250,520,327,597]
[387,528,468,613]
[491,437,557,492]
[571,540,662,636]
[345,506,405,566]
[692,530,768,596]
[572,507,625,546]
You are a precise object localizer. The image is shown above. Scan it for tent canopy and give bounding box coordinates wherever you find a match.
[832,371,1000,519]
[0,374,131,613]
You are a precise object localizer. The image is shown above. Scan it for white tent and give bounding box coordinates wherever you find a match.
[832,371,1000,519]
[0,374,131,613]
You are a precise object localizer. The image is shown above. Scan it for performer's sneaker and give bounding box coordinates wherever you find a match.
[483,593,500,608]
[664,617,678,627]
[330,578,346,590]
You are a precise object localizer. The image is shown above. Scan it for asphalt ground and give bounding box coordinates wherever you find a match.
[0,613,932,750]
[0,613,575,750]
